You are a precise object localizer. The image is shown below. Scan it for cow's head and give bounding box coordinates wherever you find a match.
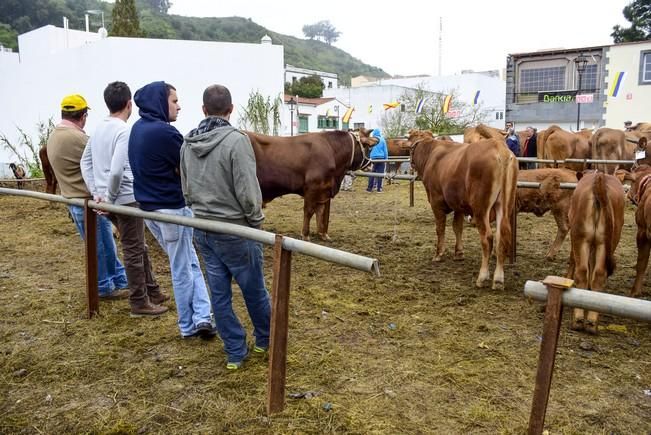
[623,164,651,205]
[356,128,380,148]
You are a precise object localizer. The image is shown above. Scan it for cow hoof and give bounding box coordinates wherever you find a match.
[491,280,504,290]
[475,279,487,288]
[432,255,443,263]
[302,235,311,242]
[320,234,332,242]
[570,318,585,331]
[454,252,464,261]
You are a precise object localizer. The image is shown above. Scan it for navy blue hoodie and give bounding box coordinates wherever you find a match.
[128,81,185,211]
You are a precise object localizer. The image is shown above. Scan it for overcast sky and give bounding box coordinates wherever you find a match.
[167,0,632,77]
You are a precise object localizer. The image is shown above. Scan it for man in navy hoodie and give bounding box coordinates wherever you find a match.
[128,81,214,338]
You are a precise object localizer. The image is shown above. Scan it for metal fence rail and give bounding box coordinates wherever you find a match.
[523,276,651,434]
[516,157,636,165]
[0,187,380,415]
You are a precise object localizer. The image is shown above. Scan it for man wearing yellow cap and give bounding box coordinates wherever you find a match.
[47,94,129,299]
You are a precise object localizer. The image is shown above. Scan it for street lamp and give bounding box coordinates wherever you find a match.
[288,97,296,136]
[85,9,105,30]
[574,53,589,131]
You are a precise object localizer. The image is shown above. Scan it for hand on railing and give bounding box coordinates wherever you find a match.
[93,195,109,215]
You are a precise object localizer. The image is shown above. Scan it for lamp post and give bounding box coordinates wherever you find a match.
[574,53,588,131]
[288,97,296,136]
[86,9,105,30]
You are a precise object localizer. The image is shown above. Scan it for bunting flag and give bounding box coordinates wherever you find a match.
[368,104,373,113]
[326,108,332,117]
[608,71,626,97]
[415,98,425,114]
[442,95,452,113]
[342,107,354,123]
[473,90,481,105]
[383,101,400,110]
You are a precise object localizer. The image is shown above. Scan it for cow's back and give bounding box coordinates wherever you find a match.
[517,168,576,216]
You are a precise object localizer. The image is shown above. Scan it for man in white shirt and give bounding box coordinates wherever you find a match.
[81,81,169,317]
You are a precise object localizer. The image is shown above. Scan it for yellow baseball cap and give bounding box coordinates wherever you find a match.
[61,94,89,112]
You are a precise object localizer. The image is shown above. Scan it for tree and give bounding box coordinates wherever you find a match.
[301,20,341,45]
[0,23,17,50]
[0,118,54,177]
[111,0,142,37]
[611,0,651,43]
[285,74,325,98]
[138,0,172,14]
[381,84,490,135]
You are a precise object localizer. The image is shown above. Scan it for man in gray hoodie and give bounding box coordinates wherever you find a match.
[180,84,270,370]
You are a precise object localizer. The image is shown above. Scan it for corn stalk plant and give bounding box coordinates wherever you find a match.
[0,118,54,177]
[238,91,282,135]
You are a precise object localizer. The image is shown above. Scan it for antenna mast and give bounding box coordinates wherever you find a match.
[438,17,443,76]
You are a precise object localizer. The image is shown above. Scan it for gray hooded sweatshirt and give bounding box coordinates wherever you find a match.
[180,121,264,228]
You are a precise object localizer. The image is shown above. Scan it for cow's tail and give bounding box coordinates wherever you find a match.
[498,150,518,257]
[594,173,616,276]
[590,130,603,172]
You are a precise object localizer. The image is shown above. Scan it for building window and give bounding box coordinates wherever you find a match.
[292,76,297,83]
[317,116,339,129]
[400,104,405,112]
[576,64,598,92]
[495,111,504,120]
[519,66,566,93]
[328,81,333,88]
[353,122,365,130]
[641,51,651,85]
[298,115,309,133]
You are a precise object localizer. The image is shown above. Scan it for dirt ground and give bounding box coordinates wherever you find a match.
[1,179,650,434]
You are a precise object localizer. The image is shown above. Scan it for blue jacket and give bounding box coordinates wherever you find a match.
[369,129,388,159]
[506,135,520,156]
[128,81,185,211]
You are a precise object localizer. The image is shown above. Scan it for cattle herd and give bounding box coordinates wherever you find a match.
[36,122,651,334]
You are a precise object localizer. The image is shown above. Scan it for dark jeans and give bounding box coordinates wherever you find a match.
[367,162,386,192]
[111,203,161,306]
[194,230,271,363]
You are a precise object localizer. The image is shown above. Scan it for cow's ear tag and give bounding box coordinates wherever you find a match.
[636,150,646,160]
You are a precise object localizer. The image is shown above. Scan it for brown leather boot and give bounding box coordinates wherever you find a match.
[130,302,169,318]
[148,290,171,305]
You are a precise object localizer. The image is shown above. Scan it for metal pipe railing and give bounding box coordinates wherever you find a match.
[517,181,577,190]
[350,171,417,181]
[0,188,379,275]
[516,157,636,165]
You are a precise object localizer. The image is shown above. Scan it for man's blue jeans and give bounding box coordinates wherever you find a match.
[145,208,212,336]
[67,205,127,295]
[367,162,386,192]
[194,230,271,363]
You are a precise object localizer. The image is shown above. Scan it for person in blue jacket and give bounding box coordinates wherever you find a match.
[128,81,215,339]
[367,128,388,193]
[506,127,520,157]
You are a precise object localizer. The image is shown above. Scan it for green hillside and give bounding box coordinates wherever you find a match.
[0,0,389,85]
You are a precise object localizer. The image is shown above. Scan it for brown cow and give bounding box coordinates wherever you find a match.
[567,171,625,334]
[517,168,576,259]
[629,122,651,141]
[246,129,378,241]
[463,124,506,143]
[591,128,627,174]
[39,145,58,194]
[386,137,411,181]
[623,164,651,297]
[408,133,518,289]
[536,125,590,171]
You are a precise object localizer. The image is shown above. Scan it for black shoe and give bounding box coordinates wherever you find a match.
[195,322,218,340]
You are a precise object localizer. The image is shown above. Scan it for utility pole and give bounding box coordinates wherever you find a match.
[438,17,443,76]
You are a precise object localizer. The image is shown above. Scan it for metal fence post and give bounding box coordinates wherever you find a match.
[84,199,99,318]
[409,167,415,207]
[267,234,293,414]
[510,208,517,264]
[528,275,573,435]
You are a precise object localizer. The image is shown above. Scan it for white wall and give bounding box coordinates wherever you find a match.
[603,41,651,128]
[0,26,285,169]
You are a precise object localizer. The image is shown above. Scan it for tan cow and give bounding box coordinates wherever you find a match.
[629,122,651,141]
[463,124,506,143]
[537,125,591,171]
[624,165,651,297]
[591,128,628,174]
[567,171,625,334]
[517,168,577,259]
[408,133,518,289]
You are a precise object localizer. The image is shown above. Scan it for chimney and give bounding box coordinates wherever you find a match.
[261,34,272,45]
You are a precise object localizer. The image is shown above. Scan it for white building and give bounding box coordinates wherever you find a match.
[282,95,349,135]
[0,25,285,177]
[325,71,506,131]
[285,64,338,90]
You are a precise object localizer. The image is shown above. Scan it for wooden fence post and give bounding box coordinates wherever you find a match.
[528,275,573,435]
[267,235,293,414]
[84,200,99,318]
[409,167,415,208]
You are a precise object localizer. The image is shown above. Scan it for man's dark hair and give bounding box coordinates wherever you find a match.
[61,108,88,121]
[203,85,232,116]
[104,81,131,113]
[165,83,176,97]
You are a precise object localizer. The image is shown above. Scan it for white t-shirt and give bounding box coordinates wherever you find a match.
[81,116,135,205]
